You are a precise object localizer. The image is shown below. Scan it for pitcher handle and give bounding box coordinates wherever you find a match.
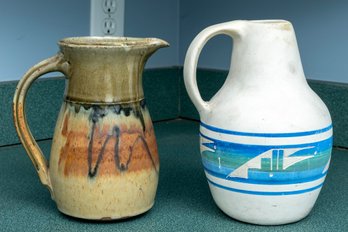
[183,21,244,114]
[13,53,69,194]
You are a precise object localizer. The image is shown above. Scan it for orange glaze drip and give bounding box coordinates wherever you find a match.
[58,113,158,177]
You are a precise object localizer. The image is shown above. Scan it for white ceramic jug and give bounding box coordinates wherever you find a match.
[184,20,332,225]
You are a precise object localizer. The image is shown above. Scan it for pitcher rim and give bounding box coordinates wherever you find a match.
[58,36,169,48]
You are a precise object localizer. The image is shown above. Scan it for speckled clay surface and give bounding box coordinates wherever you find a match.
[13,37,168,220]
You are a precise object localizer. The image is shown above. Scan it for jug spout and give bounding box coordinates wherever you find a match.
[229,20,306,83]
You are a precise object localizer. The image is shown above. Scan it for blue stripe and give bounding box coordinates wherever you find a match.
[207,178,323,196]
[200,132,333,149]
[204,167,328,185]
[200,121,332,137]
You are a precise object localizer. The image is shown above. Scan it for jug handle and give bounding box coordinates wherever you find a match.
[183,22,243,114]
[13,53,69,194]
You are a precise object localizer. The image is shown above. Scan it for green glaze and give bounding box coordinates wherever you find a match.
[59,37,169,104]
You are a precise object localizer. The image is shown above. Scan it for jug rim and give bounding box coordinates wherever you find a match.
[58,36,169,48]
[248,19,290,24]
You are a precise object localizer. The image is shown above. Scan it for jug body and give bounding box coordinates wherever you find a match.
[13,37,168,220]
[184,20,332,225]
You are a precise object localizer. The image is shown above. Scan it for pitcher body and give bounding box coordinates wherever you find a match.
[50,101,158,219]
[184,20,332,225]
[13,37,168,220]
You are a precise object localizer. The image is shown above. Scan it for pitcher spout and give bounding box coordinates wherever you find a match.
[58,36,169,104]
[147,38,170,49]
[143,38,170,57]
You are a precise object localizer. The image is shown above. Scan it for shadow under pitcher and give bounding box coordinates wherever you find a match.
[13,37,169,220]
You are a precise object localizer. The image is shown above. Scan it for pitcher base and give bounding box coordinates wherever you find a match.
[57,201,154,221]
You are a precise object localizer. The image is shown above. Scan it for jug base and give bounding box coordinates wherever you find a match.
[208,182,320,225]
[56,201,154,221]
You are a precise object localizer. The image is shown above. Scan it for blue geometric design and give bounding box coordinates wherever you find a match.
[207,178,324,195]
[200,123,332,190]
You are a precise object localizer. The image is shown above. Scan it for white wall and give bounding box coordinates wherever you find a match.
[1,0,347,83]
[124,0,179,68]
[0,0,179,82]
[180,0,348,83]
[0,0,89,81]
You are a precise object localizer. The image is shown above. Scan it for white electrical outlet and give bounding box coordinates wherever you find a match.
[103,0,117,13]
[90,0,124,36]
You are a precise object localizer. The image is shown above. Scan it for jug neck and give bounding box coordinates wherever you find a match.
[58,37,169,104]
[229,20,306,84]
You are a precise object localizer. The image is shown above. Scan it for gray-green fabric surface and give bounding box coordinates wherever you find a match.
[0,120,346,231]
[0,68,179,147]
[1,67,348,148]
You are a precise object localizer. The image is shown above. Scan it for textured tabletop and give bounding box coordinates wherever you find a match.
[0,120,347,231]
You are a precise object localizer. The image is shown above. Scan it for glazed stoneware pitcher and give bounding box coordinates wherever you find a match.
[184,20,332,225]
[13,37,168,220]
